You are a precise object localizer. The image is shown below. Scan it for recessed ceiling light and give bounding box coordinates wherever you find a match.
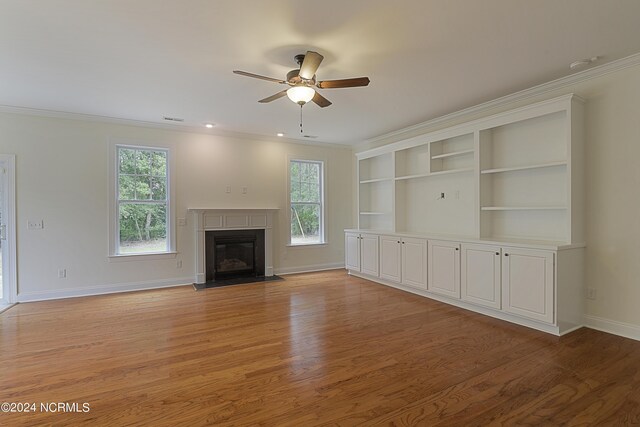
[277,132,284,137]
[569,56,599,70]
[205,123,214,128]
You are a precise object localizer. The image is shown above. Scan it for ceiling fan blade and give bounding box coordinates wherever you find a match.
[233,70,286,84]
[299,51,324,80]
[317,77,370,89]
[312,92,332,108]
[258,90,288,103]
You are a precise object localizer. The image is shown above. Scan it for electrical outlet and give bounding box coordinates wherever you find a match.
[58,268,67,279]
[455,190,460,199]
[225,186,231,193]
[586,288,596,300]
[242,187,247,194]
[177,260,183,269]
[177,218,186,226]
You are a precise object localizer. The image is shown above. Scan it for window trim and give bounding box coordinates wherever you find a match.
[287,156,326,246]
[108,139,176,260]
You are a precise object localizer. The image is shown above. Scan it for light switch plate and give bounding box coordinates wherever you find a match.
[28,219,44,230]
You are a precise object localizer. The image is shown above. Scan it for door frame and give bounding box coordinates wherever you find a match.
[0,154,17,306]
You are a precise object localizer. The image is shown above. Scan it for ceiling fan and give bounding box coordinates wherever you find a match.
[233,51,370,108]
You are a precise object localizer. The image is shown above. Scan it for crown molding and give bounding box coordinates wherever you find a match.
[362,52,640,147]
[0,104,352,149]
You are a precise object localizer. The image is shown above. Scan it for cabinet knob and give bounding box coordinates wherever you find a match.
[496,252,500,255]
[397,241,400,244]
[455,247,459,251]
[505,253,509,257]
[402,241,405,244]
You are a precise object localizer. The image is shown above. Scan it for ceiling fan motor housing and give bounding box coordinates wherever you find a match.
[287,69,315,84]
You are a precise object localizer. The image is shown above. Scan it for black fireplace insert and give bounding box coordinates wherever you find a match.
[205,229,265,281]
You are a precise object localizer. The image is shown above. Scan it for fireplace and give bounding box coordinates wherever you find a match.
[190,208,277,284]
[205,229,265,281]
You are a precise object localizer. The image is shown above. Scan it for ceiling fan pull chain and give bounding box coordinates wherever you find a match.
[300,104,304,133]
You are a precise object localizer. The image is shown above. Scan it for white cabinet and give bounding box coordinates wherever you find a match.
[360,234,379,277]
[401,237,428,289]
[428,240,461,299]
[346,230,579,334]
[379,235,402,282]
[461,243,502,309]
[378,235,427,288]
[502,247,554,324]
[345,232,361,271]
[345,232,379,276]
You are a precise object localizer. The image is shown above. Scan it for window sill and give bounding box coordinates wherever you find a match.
[286,243,328,248]
[108,251,177,262]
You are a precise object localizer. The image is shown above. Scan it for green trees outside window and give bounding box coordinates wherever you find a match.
[290,160,323,245]
[117,147,168,253]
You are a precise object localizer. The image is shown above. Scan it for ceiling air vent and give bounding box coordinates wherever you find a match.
[303,135,318,139]
[163,116,184,122]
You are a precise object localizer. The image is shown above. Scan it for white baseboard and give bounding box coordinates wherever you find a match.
[275,263,344,275]
[17,276,194,302]
[584,315,640,342]
[0,303,16,314]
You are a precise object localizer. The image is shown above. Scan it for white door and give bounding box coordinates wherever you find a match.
[360,234,379,277]
[0,155,16,307]
[428,240,461,299]
[345,232,361,272]
[379,235,401,282]
[502,247,555,324]
[401,237,427,289]
[461,243,501,309]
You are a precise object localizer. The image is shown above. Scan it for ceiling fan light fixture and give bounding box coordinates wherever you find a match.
[286,85,315,105]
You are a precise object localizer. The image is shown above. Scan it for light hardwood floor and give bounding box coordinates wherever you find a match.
[1,270,639,426]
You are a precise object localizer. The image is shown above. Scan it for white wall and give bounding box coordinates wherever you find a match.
[354,61,640,336]
[0,114,353,300]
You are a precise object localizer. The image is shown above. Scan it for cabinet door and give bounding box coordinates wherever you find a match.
[380,235,402,282]
[428,240,461,299]
[345,233,361,272]
[502,248,554,324]
[461,243,501,309]
[402,237,427,289]
[360,234,379,277]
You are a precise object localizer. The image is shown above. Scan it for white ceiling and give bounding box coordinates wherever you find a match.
[2,0,640,145]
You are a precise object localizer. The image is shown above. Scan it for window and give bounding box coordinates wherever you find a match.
[289,159,324,245]
[115,146,170,255]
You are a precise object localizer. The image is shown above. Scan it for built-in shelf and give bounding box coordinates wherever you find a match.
[431,149,475,160]
[481,206,567,211]
[355,94,583,245]
[395,172,430,181]
[359,177,393,184]
[430,168,474,177]
[481,161,567,175]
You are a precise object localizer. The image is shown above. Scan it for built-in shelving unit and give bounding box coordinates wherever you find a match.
[349,94,586,336]
[355,94,584,245]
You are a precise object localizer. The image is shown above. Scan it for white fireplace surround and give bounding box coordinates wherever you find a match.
[189,208,278,284]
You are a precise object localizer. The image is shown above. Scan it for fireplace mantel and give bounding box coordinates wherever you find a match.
[189,208,278,284]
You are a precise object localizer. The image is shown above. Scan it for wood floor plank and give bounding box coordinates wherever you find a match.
[1,270,640,426]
